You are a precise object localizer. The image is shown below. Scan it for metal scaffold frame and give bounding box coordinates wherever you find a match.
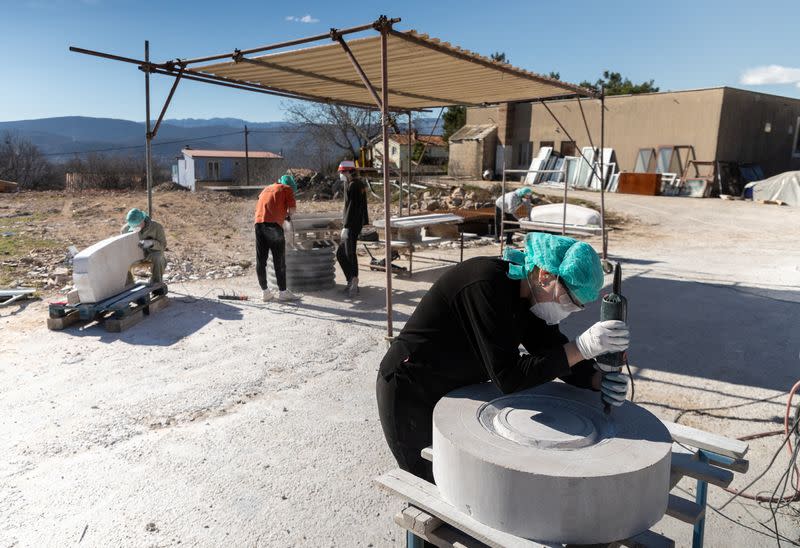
[70,15,598,338]
[499,91,608,263]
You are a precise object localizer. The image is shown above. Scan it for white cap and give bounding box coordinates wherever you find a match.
[338,160,356,172]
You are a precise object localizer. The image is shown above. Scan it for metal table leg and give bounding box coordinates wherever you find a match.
[406,530,425,548]
[692,451,709,548]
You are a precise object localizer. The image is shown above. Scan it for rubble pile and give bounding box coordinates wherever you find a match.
[412,186,503,212]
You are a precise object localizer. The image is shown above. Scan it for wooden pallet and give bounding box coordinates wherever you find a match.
[47,283,169,333]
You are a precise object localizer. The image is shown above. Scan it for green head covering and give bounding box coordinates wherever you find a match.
[515,187,533,198]
[503,232,604,304]
[278,174,298,193]
[126,208,146,228]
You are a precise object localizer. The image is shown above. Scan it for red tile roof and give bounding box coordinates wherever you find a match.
[389,134,447,147]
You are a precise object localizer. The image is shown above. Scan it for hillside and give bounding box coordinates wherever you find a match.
[0,116,443,163]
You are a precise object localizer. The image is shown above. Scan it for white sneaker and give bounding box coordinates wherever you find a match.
[262,290,274,302]
[278,289,300,301]
[347,277,359,298]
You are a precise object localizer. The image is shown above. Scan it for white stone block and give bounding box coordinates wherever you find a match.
[72,232,144,303]
[529,203,601,227]
[432,381,672,544]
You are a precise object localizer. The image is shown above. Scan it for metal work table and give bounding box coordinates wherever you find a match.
[369,214,466,275]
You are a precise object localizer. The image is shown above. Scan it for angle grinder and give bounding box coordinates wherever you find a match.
[597,262,627,414]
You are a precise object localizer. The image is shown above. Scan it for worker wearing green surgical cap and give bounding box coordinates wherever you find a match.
[278,174,298,194]
[495,187,534,244]
[121,207,168,289]
[376,231,629,484]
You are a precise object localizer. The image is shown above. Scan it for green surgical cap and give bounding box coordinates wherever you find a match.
[126,208,146,227]
[278,174,298,193]
[515,187,533,197]
[503,232,604,304]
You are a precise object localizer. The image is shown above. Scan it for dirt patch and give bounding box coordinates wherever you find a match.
[0,185,631,291]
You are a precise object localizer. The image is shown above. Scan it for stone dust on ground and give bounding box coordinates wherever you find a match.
[2,187,799,547]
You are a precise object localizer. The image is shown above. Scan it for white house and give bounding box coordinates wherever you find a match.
[172,148,284,191]
[370,131,448,171]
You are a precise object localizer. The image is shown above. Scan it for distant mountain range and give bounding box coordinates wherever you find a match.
[0,116,443,164]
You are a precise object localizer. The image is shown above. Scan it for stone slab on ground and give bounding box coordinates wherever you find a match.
[72,232,144,303]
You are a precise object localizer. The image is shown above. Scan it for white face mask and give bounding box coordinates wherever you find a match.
[530,301,574,325]
[339,173,350,183]
[526,275,575,325]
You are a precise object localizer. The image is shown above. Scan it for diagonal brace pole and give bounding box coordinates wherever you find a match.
[333,32,383,111]
[149,66,184,140]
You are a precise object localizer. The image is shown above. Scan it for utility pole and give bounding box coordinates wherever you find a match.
[244,125,250,186]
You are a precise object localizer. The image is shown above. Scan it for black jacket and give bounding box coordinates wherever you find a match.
[382,256,596,405]
[343,178,369,231]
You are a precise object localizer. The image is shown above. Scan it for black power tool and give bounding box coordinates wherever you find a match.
[597,262,627,414]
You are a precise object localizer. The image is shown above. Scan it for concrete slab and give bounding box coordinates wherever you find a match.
[432,381,673,544]
[72,232,144,303]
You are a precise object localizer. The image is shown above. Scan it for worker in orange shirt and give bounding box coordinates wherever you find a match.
[254,179,299,302]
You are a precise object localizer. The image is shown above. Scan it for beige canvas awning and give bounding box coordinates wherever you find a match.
[195,30,594,111]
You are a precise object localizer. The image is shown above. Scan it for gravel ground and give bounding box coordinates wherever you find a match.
[2,190,799,547]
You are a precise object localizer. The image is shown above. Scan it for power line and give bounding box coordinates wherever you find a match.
[41,129,246,157]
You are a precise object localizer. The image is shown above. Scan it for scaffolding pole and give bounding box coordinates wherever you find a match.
[405,111,412,216]
[599,87,607,260]
[144,40,153,217]
[380,18,394,338]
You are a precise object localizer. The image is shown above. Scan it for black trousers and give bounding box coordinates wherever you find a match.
[255,222,286,291]
[495,206,517,244]
[375,343,435,484]
[336,227,360,283]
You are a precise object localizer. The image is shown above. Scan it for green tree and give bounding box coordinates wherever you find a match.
[441,52,509,143]
[579,71,659,96]
[442,106,466,143]
[547,71,561,80]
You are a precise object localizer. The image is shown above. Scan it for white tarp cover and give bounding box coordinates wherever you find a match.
[745,171,800,207]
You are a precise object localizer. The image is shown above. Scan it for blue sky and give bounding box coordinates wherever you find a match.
[2,0,799,122]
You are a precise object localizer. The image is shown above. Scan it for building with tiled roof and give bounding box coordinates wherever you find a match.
[370,130,448,171]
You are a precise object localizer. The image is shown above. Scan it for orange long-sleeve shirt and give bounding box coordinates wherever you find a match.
[254,184,296,224]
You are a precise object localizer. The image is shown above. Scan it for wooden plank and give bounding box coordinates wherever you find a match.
[104,306,146,333]
[147,295,171,314]
[46,310,81,330]
[104,296,170,333]
[394,511,485,548]
[616,530,675,548]
[665,494,705,525]
[670,453,733,488]
[375,469,554,548]
[662,420,748,459]
[421,446,433,462]
[0,180,19,192]
[402,505,444,536]
[672,443,749,474]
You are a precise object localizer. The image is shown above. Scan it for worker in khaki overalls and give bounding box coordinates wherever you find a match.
[121,208,167,288]
[376,233,630,484]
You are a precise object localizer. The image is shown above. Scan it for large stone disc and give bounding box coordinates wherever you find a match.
[432,381,672,544]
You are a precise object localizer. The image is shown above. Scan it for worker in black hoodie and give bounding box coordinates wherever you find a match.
[376,232,630,482]
[335,160,370,298]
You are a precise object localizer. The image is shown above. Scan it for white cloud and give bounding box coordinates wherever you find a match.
[285,14,319,23]
[740,65,800,86]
